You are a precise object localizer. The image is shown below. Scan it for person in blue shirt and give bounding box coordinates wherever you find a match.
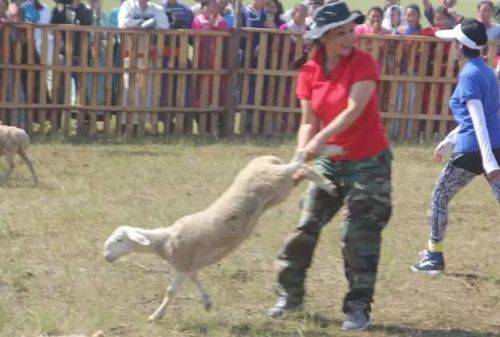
[109,0,125,28]
[412,19,500,275]
[241,0,266,28]
[220,0,235,28]
[162,0,194,29]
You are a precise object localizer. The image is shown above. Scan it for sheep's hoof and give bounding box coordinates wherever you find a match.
[324,183,336,195]
[204,301,212,311]
[148,312,164,322]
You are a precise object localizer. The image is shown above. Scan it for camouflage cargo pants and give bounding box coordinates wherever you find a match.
[274,149,393,312]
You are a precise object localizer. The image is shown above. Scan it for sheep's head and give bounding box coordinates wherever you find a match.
[103,226,151,262]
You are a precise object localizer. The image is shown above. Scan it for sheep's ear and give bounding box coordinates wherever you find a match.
[125,230,150,246]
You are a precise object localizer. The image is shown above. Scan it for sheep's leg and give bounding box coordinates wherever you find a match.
[148,272,187,322]
[191,274,212,311]
[1,150,16,183]
[301,164,336,195]
[18,148,38,186]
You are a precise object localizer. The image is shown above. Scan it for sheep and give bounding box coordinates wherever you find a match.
[0,124,38,186]
[34,331,104,337]
[103,145,344,322]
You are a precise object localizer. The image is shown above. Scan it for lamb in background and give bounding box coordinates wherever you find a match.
[34,331,104,337]
[103,145,344,322]
[0,124,38,186]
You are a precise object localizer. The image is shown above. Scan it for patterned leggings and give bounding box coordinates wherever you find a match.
[430,161,499,243]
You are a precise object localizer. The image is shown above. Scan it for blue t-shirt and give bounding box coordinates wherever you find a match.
[241,6,265,28]
[240,7,265,53]
[109,7,120,28]
[164,2,194,29]
[21,1,40,23]
[449,57,500,153]
[224,12,235,28]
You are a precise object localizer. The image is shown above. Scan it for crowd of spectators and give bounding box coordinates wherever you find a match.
[0,0,498,134]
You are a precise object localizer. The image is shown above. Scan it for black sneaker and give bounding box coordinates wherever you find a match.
[341,301,372,331]
[411,249,445,275]
[267,296,304,318]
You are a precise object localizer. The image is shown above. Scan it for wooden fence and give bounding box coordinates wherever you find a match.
[0,23,498,140]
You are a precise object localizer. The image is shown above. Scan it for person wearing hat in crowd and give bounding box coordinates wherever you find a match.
[267,1,392,330]
[412,19,500,275]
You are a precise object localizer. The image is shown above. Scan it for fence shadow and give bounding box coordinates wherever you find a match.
[307,313,500,337]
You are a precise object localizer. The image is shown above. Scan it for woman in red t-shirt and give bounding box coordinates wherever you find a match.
[267,1,393,331]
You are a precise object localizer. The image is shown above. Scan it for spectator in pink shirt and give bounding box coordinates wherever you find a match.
[192,0,228,31]
[355,6,389,72]
[355,6,391,35]
[191,0,229,108]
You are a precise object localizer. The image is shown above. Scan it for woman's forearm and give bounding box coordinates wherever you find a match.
[313,108,363,144]
[297,99,319,150]
[297,123,318,150]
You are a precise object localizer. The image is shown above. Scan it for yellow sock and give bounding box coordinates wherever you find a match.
[428,240,443,253]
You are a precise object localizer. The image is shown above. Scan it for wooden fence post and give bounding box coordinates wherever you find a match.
[221,28,240,137]
[1,24,500,141]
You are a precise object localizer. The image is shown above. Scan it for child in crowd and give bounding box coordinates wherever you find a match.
[382,5,405,34]
[263,0,284,29]
[279,3,308,33]
[192,0,228,31]
[355,6,390,34]
[398,3,422,35]
[220,0,235,28]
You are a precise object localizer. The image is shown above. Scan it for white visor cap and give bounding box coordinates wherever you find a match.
[435,24,485,50]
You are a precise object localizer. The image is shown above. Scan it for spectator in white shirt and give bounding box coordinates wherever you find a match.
[118,0,169,134]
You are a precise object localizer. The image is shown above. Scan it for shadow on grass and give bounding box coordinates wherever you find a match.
[370,324,500,337]
[313,313,500,337]
[230,313,500,337]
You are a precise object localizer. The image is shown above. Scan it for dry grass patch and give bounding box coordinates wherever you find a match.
[0,140,499,337]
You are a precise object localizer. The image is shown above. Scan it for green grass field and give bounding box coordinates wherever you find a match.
[48,0,481,23]
[1,140,499,337]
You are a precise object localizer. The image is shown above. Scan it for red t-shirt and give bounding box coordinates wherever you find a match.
[296,47,389,160]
